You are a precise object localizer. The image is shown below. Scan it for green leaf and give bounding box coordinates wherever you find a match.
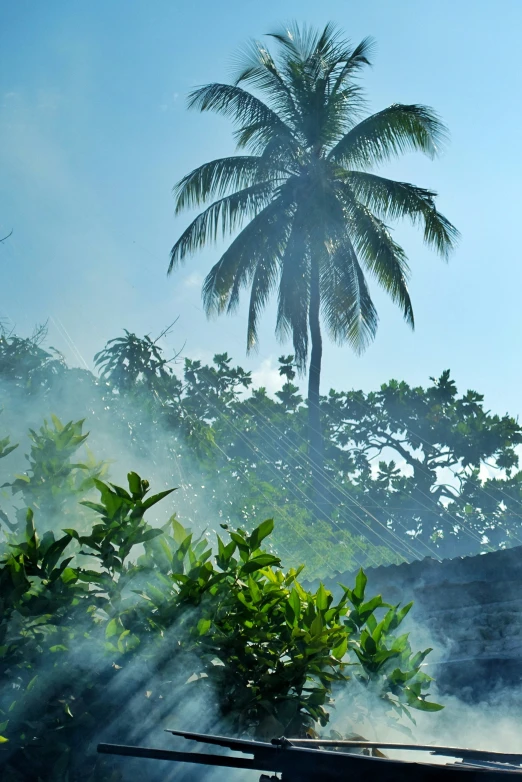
[396,602,413,626]
[248,518,274,550]
[410,648,433,669]
[408,698,444,712]
[142,488,176,511]
[316,584,331,612]
[241,553,280,574]
[138,528,163,543]
[26,675,38,692]
[332,637,348,659]
[106,618,123,639]
[358,595,384,622]
[360,629,377,656]
[197,618,212,636]
[61,567,78,584]
[310,614,323,637]
[171,518,189,545]
[353,569,367,605]
[41,534,72,576]
[79,501,106,515]
[127,471,142,496]
[288,588,301,621]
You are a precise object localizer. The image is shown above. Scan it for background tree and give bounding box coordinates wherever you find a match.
[169,22,459,511]
[3,326,522,569]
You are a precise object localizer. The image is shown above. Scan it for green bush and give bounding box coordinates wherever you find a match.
[0,462,441,781]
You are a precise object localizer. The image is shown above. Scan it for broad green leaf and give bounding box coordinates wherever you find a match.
[310,614,323,637]
[358,595,384,622]
[127,471,142,495]
[316,584,330,612]
[61,567,78,584]
[41,534,72,576]
[142,488,176,511]
[248,518,274,550]
[138,528,163,543]
[332,637,348,659]
[106,618,123,638]
[353,569,367,604]
[408,698,444,712]
[171,518,189,545]
[197,618,212,636]
[240,554,280,574]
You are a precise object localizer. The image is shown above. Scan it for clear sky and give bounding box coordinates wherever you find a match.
[1,0,521,416]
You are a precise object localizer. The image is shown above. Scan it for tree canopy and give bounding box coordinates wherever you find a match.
[2,327,522,572]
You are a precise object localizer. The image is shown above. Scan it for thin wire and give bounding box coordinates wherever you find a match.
[145,389,295,564]
[231,388,444,562]
[50,316,91,371]
[297,361,495,551]
[186,385,415,565]
[230,379,448,558]
[179,408,334,566]
[185,396,377,567]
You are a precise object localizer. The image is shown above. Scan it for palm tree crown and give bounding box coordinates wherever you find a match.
[169,22,458,371]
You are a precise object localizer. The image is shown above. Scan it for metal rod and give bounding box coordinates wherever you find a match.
[165,728,274,754]
[282,739,522,764]
[97,743,269,771]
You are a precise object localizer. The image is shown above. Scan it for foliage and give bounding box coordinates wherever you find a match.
[0,324,66,395]
[94,329,182,397]
[2,415,107,535]
[2,327,522,568]
[0,465,440,781]
[320,370,522,554]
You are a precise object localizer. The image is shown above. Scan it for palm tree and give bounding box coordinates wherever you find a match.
[169,22,458,512]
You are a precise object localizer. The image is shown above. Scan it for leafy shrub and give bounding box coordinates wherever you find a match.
[0,415,107,540]
[0,462,441,781]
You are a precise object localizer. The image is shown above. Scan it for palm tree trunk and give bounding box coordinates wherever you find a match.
[307,256,327,518]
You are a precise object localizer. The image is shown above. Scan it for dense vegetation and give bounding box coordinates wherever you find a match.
[4,324,522,576]
[0,415,440,780]
[2,326,522,574]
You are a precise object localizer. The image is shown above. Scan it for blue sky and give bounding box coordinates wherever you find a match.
[1,0,521,416]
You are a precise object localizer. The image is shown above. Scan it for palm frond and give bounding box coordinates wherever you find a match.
[188,83,289,149]
[234,123,299,164]
[328,104,448,167]
[345,171,459,257]
[174,156,279,213]
[330,36,375,94]
[268,21,339,62]
[202,196,292,315]
[247,256,280,351]
[169,182,274,273]
[321,234,378,353]
[232,40,299,125]
[340,188,414,326]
